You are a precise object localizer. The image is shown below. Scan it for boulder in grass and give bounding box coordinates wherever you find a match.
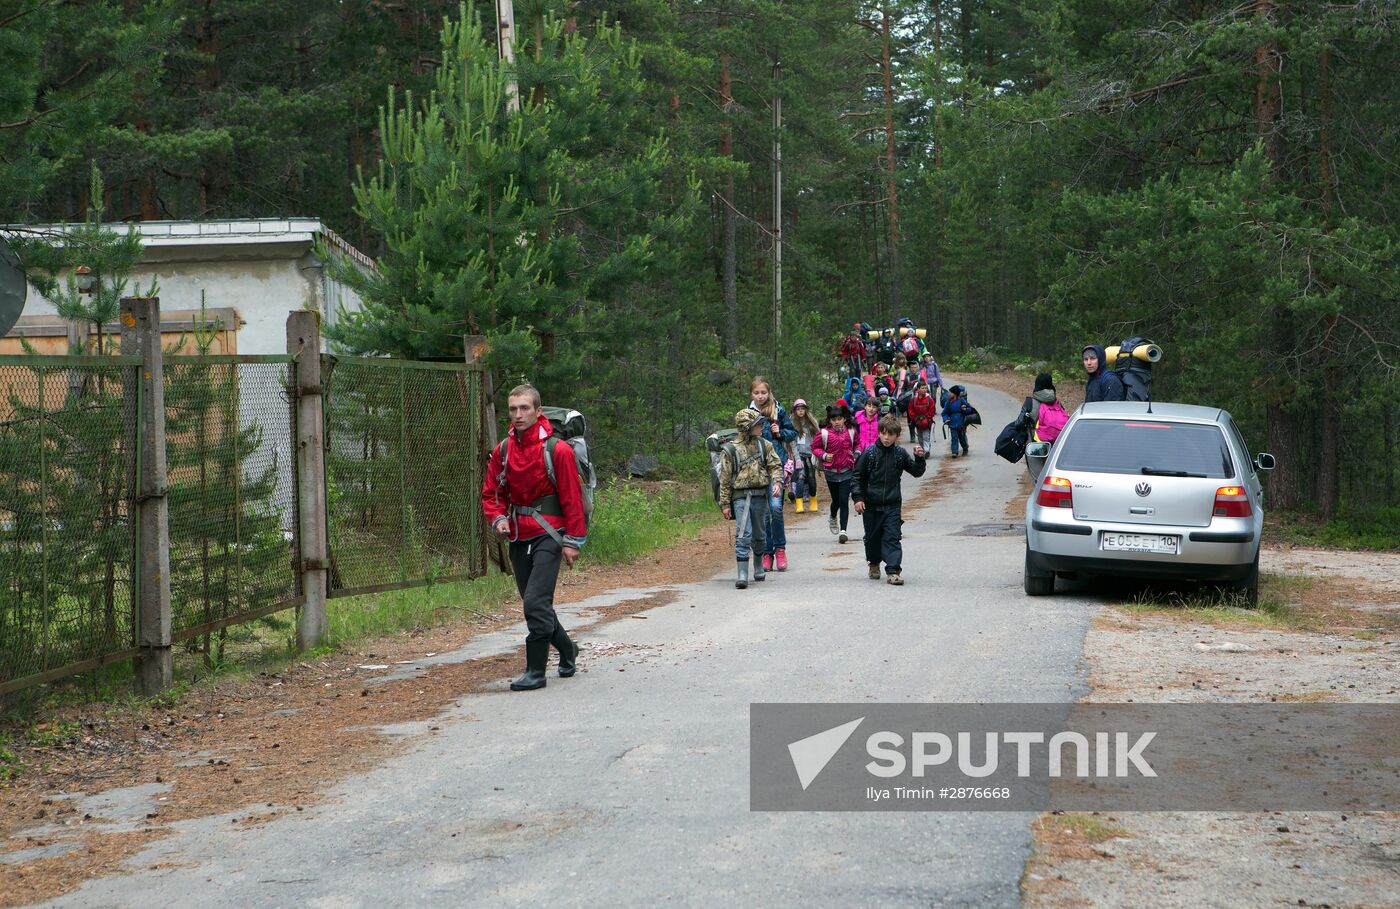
[626,454,663,478]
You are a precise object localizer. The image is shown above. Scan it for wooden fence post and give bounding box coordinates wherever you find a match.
[121,296,172,695]
[288,312,328,649]
[465,335,508,573]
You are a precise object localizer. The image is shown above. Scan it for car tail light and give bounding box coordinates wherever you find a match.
[1213,486,1251,518]
[1036,476,1073,508]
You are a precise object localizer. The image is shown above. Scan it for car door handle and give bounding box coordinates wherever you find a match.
[1130,506,1154,515]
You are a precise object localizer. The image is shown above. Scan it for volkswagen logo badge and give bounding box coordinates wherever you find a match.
[1135,482,1152,497]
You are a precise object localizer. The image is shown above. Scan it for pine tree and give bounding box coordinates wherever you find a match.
[1,174,152,675]
[321,2,679,393]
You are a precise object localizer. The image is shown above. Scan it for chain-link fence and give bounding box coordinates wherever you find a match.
[0,356,141,691]
[323,356,489,597]
[164,356,301,646]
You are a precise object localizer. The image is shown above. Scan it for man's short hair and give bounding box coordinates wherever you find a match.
[507,384,542,408]
[878,415,903,435]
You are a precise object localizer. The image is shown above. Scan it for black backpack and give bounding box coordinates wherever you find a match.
[1110,337,1160,402]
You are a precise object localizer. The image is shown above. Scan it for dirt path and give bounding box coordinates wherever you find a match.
[1,506,743,907]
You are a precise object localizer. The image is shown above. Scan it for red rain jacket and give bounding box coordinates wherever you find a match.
[481,415,588,547]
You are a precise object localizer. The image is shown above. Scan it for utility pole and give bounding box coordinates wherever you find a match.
[773,60,783,363]
[496,0,521,113]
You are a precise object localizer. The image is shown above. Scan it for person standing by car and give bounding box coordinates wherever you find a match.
[1082,344,1126,403]
[852,415,927,585]
[482,385,585,691]
[1023,372,1069,481]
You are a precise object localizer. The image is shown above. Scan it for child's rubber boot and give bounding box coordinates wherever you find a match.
[753,552,767,582]
[795,497,805,513]
[808,496,817,511]
[775,549,789,571]
[736,560,749,589]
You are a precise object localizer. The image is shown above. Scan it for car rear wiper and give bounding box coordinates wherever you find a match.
[1140,467,1207,478]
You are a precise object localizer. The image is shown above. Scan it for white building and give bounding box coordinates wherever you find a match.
[3,218,375,353]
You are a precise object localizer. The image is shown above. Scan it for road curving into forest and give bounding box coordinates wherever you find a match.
[39,382,1102,908]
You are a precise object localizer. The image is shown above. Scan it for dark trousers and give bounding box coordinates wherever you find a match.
[826,477,851,531]
[508,535,566,644]
[862,504,903,573]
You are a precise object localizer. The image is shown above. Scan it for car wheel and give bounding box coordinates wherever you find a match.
[1226,549,1260,607]
[1024,546,1054,597]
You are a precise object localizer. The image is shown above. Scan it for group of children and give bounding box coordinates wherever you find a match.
[717,369,936,590]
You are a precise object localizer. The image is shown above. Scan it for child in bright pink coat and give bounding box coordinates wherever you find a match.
[854,398,881,452]
[812,404,859,543]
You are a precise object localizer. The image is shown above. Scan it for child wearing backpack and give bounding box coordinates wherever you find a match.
[942,384,973,458]
[855,397,881,452]
[719,409,782,589]
[812,404,858,543]
[789,399,819,513]
[906,381,938,455]
[852,414,927,585]
[1024,372,1069,480]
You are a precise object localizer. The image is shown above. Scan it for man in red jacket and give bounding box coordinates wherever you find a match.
[482,385,587,691]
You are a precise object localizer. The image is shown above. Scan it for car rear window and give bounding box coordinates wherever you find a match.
[1054,419,1235,478]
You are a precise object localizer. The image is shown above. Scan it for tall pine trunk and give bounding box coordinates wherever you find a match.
[1316,47,1341,517]
[1254,0,1302,509]
[880,1,901,317]
[720,50,738,354]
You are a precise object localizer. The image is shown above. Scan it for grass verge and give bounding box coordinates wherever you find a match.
[1113,571,1400,638]
[1266,506,1400,551]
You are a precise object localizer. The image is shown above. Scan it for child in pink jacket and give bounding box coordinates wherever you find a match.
[854,398,881,452]
[812,404,859,543]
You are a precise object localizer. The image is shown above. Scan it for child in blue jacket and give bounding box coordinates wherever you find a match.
[942,384,973,458]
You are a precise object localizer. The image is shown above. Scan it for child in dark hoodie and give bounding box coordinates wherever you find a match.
[1082,344,1126,403]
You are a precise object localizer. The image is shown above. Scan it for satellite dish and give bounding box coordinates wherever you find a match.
[0,237,25,338]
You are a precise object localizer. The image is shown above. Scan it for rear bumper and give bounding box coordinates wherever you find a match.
[1025,511,1259,580]
[1026,549,1254,582]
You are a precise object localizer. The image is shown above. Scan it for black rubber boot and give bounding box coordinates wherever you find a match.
[752,552,766,582]
[510,639,549,690]
[736,560,749,589]
[553,626,578,678]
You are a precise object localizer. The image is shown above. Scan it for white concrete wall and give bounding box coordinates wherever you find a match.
[22,247,366,355]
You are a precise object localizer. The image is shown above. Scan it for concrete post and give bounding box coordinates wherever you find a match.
[121,297,173,695]
[288,311,328,649]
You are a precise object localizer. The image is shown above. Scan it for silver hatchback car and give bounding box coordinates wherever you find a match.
[1024,402,1275,602]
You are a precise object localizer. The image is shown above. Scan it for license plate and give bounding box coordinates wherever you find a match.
[1101,532,1179,554]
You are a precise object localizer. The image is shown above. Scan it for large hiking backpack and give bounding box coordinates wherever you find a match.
[496,407,596,542]
[1110,337,1159,402]
[705,429,740,506]
[705,430,776,516]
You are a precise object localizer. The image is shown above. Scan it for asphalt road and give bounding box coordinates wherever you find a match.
[43,382,1100,909]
